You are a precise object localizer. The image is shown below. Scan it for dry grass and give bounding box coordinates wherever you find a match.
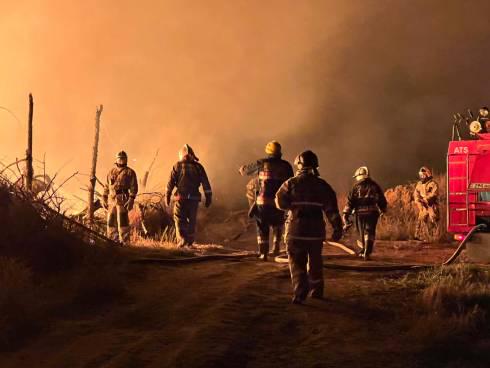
[0,179,128,351]
[409,265,490,366]
[381,265,490,366]
[131,232,227,257]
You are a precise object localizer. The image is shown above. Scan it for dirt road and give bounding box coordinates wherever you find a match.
[1,251,445,368]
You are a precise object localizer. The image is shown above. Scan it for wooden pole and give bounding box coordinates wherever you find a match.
[87,105,103,226]
[141,149,159,192]
[26,93,34,192]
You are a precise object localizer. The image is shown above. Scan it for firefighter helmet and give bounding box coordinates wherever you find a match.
[353,166,369,181]
[115,151,128,165]
[469,120,482,134]
[178,144,199,161]
[294,150,319,169]
[418,166,432,180]
[265,141,282,157]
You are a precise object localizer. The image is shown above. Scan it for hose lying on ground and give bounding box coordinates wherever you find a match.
[130,224,487,271]
[273,224,487,271]
[131,252,254,265]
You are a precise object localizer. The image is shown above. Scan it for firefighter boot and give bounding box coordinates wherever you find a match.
[363,239,374,261]
[272,225,283,256]
[258,242,269,261]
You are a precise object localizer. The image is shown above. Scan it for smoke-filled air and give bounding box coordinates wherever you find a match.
[2,0,490,207]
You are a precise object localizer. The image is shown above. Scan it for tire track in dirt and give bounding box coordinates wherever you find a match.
[0,259,421,368]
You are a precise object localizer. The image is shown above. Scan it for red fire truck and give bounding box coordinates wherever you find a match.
[447,131,490,261]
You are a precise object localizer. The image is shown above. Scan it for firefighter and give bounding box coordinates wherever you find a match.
[477,106,490,133]
[239,141,293,260]
[414,166,439,242]
[165,144,212,247]
[276,150,342,304]
[102,151,138,244]
[342,166,387,260]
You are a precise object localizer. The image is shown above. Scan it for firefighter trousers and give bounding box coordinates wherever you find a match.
[287,239,324,300]
[174,199,199,246]
[255,205,285,255]
[415,206,439,242]
[356,214,379,256]
[107,203,130,244]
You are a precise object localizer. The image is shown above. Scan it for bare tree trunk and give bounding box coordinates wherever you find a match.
[26,93,34,192]
[141,149,159,192]
[87,105,103,226]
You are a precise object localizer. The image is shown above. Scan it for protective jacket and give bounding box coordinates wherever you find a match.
[414,177,438,210]
[104,165,138,203]
[166,158,212,201]
[275,169,342,241]
[242,156,293,206]
[343,178,387,216]
[103,165,138,244]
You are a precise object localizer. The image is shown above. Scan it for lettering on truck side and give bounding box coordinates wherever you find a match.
[453,146,469,154]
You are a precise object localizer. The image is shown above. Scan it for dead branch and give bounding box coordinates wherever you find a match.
[88,105,103,226]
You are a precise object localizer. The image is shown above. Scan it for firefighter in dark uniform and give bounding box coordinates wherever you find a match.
[342,166,387,260]
[239,141,294,260]
[102,151,138,244]
[165,144,212,247]
[477,106,490,133]
[276,151,342,304]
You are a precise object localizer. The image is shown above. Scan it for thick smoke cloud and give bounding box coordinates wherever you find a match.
[1,0,490,209]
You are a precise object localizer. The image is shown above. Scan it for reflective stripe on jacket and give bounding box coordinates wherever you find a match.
[275,172,342,240]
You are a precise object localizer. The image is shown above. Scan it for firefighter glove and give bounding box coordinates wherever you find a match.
[332,228,343,242]
[342,213,352,231]
[125,197,135,211]
[205,194,212,208]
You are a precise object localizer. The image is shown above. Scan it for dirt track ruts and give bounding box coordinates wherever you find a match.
[0,259,431,368]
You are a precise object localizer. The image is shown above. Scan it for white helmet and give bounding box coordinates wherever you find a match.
[353,166,369,182]
[178,144,199,161]
[418,166,432,180]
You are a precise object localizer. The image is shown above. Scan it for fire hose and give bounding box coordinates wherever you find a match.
[132,224,486,271]
[273,224,487,271]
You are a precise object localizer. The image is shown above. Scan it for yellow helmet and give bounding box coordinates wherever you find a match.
[265,141,282,156]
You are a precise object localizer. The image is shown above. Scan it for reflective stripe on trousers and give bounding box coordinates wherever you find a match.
[107,204,130,244]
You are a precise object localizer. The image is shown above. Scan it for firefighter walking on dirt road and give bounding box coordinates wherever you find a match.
[342,166,387,261]
[103,151,138,244]
[275,150,342,304]
[239,141,294,260]
[166,144,212,247]
[414,166,439,242]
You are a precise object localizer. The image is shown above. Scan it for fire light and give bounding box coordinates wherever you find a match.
[454,234,465,242]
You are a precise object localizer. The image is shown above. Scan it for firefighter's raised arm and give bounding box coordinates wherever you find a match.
[239,160,261,176]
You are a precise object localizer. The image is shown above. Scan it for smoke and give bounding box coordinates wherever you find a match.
[1,0,490,209]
